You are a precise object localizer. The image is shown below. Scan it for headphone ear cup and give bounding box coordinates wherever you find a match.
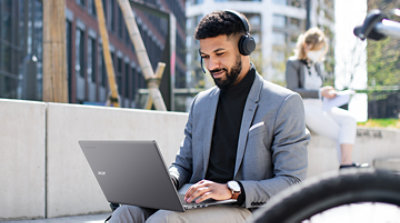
[238,35,256,56]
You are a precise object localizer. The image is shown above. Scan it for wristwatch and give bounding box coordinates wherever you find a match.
[227,180,241,200]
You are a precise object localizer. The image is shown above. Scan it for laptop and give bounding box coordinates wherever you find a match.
[79,140,237,212]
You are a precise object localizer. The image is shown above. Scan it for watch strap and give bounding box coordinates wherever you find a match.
[231,190,240,200]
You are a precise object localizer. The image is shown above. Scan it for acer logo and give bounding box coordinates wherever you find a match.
[97,171,106,175]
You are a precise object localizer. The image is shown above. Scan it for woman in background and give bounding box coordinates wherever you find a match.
[285,27,362,169]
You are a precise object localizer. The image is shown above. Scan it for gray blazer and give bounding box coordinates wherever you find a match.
[169,72,309,209]
[285,58,324,99]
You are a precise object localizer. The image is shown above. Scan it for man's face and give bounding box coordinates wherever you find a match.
[199,35,243,89]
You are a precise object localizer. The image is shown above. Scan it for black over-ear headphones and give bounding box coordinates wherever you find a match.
[225,9,256,56]
[200,10,256,73]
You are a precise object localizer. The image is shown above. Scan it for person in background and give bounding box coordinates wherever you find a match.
[285,27,363,169]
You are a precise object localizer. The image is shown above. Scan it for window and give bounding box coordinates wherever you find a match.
[273,14,286,29]
[75,28,85,78]
[88,37,97,83]
[288,0,304,8]
[117,56,122,95]
[125,62,130,98]
[288,17,301,28]
[76,0,85,8]
[273,0,287,5]
[88,0,96,16]
[66,20,72,101]
[131,67,136,99]
[99,46,107,87]
[110,0,115,32]
[117,7,123,38]
[272,32,286,45]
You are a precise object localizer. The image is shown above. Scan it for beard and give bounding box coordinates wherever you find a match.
[210,55,242,89]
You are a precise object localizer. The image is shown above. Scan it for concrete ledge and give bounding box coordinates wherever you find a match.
[0,99,46,220]
[46,103,188,218]
[1,99,399,220]
[307,127,400,177]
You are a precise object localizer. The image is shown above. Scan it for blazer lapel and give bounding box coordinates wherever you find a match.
[234,74,262,177]
[201,88,220,178]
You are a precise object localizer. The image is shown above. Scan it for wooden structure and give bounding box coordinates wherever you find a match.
[42,0,168,110]
[94,0,120,107]
[42,0,68,103]
[117,0,167,111]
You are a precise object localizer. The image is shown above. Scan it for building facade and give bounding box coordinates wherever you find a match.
[0,0,186,110]
[185,0,334,87]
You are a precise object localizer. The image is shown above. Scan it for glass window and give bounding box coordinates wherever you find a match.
[99,46,107,87]
[88,0,96,16]
[102,0,107,20]
[88,37,96,83]
[110,0,115,32]
[131,67,136,99]
[76,0,86,7]
[288,0,304,8]
[117,56,122,95]
[66,20,72,101]
[75,28,85,78]
[273,0,287,6]
[288,17,301,28]
[273,14,286,29]
[272,32,286,45]
[118,7,123,38]
[87,37,92,82]
[2,44,12,73]
[0,0,42,100]
[1,1,13,42]
[125,62,130,98]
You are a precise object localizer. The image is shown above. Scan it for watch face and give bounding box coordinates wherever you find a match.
[228,181,240,192]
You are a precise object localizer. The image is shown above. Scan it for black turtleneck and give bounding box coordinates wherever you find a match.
[205,66,255,183]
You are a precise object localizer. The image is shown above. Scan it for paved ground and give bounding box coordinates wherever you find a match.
[0,213,111,223]
[2,203,400,223]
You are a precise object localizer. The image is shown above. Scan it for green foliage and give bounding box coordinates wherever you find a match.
[367,37,400,87]
[367,0,400,87]
[358,119,400,128]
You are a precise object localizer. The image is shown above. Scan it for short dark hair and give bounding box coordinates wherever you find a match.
[194,10,249,40]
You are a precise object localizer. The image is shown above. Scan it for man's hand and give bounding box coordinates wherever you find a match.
[184,180,232,203]
[320,86,337,99]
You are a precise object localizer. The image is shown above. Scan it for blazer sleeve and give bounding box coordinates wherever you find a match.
[168,96,197,189]
[285,59,320,99]
[240,93,310,209]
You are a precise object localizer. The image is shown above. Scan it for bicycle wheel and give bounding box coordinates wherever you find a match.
[250,169,400,222]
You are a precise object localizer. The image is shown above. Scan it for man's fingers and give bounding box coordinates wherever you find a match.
[184,180,207,200]
[195,191,213,203]
[186,186,211,203]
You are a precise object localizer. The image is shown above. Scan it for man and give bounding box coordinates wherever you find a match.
[109,10,309,223]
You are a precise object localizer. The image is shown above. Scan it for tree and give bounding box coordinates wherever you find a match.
[367,0,400,87]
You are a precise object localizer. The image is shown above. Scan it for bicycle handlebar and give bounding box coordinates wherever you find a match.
[375,19,400,39]
[354,9,400,40]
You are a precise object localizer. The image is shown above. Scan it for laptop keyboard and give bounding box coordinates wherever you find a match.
[178,194,209,209]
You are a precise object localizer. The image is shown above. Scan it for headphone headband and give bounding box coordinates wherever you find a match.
[224,10,250,34]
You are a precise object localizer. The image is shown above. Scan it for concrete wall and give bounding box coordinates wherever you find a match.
[1,99,399,220]
[0,99,46,219]
[45,103,187,218]
[308,127,400,177]
[0,100,188,220]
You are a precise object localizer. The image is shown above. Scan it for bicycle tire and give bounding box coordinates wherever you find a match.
[250,169,400,223]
